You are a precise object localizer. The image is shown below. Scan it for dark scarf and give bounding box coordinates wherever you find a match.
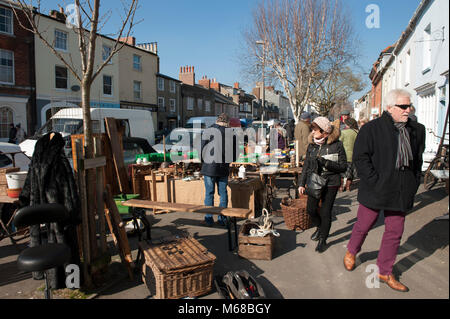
[391,117,413,169]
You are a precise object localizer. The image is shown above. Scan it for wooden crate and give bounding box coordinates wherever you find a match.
[140,237,216,299]
[238,220,275,261]
[131,164,155,200]
[0,184,8,196]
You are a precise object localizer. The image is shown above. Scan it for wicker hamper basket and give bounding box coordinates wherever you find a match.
[280,195,317,231]
[140,237,216,299]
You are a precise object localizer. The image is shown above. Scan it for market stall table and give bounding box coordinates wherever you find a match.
[143,175,264,218]
[0,196,26,245]
[121,199,252,251]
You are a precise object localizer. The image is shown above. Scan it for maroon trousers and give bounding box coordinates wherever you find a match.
[347,204,406,276]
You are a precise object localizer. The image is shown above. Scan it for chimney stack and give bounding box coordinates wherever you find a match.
[136,42,158,55]
[252,87,261,100]
[119,36,136,46]
[179,65,196,86]
[211,78,220,91]
[234,82,240,89]
[50,9,66,21]
[199,75,211,89]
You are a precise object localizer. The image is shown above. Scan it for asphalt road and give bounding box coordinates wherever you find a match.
[0,178,448,299]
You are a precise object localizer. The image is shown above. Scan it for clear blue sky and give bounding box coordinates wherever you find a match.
[40,0,422,102]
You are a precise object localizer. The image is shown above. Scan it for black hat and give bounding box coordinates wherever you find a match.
[344,118,358,130]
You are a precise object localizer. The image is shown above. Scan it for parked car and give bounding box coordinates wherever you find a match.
[123,137,156,166]
[0,142,31,171]
[154,128,171,145]
[152,128,203,155]
[184,116,217,129]
[20,108,156,158]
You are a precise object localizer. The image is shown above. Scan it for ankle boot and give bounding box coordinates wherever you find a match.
[345,179,352,191]
[310,228,320,241]
[315,238,327,253]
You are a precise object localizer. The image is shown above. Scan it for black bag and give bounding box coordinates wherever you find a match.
[305,172,327,199]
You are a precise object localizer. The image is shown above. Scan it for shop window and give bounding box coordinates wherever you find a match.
[0,106,14,139]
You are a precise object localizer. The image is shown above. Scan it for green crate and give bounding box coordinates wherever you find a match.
[136,154,150,162]
[114,194,140,215]
[136,151,200,163]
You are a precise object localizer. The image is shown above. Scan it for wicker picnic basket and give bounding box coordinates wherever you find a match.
[280,194,314,231]
[140,237,216,299]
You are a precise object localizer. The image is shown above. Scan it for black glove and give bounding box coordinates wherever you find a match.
[317,156,327,167]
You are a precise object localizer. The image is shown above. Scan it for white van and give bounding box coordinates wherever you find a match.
[20,108,155,157]
[184,116,217,129]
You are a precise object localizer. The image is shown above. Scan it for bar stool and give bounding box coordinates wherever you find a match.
[14,204,72,299]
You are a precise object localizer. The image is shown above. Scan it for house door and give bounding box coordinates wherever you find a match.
[417,91,438,154]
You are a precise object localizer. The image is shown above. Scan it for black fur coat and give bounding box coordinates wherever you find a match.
[19,132,81,288]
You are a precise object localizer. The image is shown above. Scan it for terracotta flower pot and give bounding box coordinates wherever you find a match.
[7,188,22,198]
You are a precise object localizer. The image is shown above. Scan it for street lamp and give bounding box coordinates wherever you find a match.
[256,40,266,126]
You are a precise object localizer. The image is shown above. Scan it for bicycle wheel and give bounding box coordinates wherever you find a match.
[423,158,442,190]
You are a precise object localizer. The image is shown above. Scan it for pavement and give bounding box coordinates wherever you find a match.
[0,177,448,299]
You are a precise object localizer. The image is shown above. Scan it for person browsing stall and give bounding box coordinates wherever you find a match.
[339,118,359,192]
[294,112,312,161]
[200,113,236,226]
[298,117,347,253]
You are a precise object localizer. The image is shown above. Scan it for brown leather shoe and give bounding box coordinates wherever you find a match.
[343,251,356,271]
[378,274,409,292]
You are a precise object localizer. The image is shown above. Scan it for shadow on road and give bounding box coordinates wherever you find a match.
[407,187,448,216]
[0,260,32,287]
[395,218,449,276]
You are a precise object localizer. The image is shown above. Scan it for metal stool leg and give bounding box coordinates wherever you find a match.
[227,217,232,251]
[44,271,51,299]
[233,217,238,249]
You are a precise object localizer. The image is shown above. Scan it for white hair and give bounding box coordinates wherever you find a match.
[384,89,412,110]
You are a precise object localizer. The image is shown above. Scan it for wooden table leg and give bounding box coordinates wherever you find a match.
[151,171,157,202]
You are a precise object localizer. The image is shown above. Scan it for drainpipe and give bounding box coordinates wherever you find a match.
[27,36,37,136]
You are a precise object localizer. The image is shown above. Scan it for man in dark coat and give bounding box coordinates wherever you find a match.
[19,132,81,288]
[200,113,236,226]
[343,89,425,292]
[8,123,17,144]
[285,119,295,145]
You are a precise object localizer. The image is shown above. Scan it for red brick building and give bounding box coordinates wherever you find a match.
[369,45,395,119]
[0,1,36,140]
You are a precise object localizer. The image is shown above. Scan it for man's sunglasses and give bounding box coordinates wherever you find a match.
[394,104,413,110]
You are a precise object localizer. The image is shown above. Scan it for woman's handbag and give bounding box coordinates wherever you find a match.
[305,172,327,199]
[304,144,328,199]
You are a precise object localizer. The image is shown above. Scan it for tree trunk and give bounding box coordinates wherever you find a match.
[82,81,94,158]
[81,81,99,264]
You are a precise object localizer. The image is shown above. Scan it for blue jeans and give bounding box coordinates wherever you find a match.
[204,176,228,224]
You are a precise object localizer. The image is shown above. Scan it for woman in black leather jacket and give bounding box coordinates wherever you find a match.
[298,117,347,253]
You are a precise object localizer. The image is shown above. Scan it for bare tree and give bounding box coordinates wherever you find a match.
[10,0,139,158]
[242,0,357,123]
[9,0,139,287]
[312,67,364,117]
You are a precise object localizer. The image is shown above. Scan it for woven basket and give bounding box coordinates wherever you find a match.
[280,195,314,231]
[142,262,214,299]
[140,237,216,299]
